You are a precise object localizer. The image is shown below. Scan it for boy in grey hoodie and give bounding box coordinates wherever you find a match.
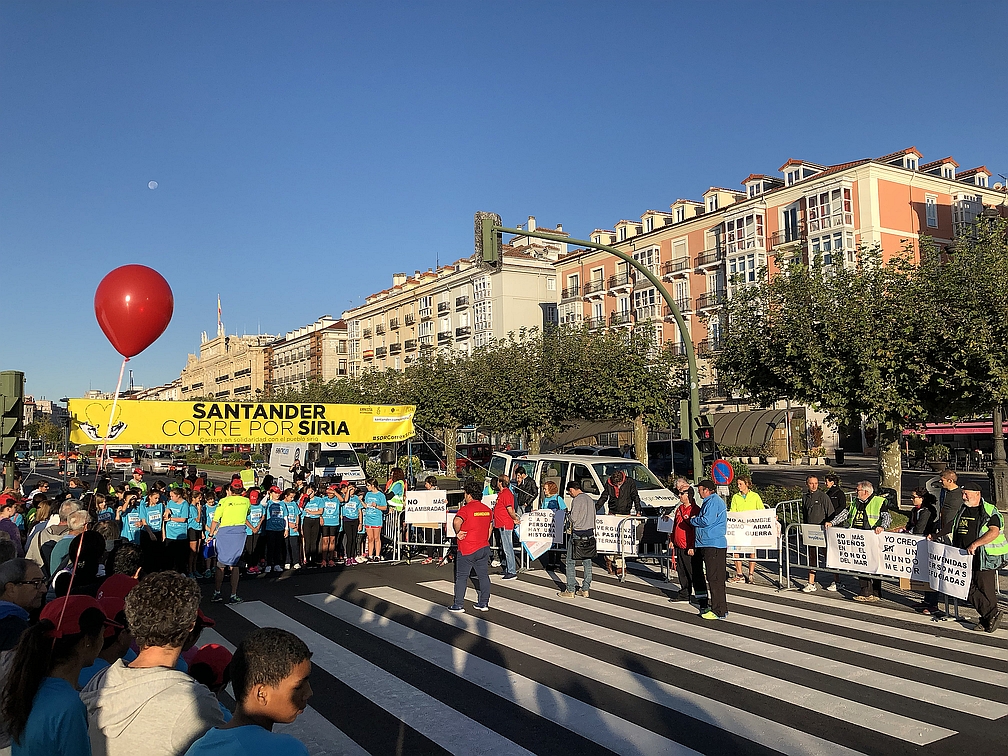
[80,571,225,756]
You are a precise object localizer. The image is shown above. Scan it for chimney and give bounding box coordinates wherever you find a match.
[414,270,422,279]
[555,224,563,232]
[528,215,536,232]
[392,273,407,287]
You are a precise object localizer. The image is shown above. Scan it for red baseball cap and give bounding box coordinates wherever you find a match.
[97,595,127,638]
[0,493,16,509]
[41,595,111,639]
[326,484,338,492]
[269,486,282,494]
[97,574,138,600]
[229,479,244,491]
[133,468,143,475]
[190,643,232,686]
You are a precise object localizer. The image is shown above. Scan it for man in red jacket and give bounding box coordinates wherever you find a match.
[492,475,520,580]
[670,483,706,609]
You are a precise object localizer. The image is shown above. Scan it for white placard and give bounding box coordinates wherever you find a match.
[826,527,881,573]
[404,490,448,525]
[656,515,674,534]
[726,510,779,552]
[518,509,564,560]
[927,540,972,601]
[800,524,827,547]
[594,514,639,555]
[878,532,928,582]
[445,509,457,538]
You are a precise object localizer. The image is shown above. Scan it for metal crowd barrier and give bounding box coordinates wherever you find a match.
[614,516,672,583]
[401,522,451,563]
[382,507,403,563]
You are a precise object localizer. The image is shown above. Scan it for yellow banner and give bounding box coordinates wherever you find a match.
[69,399,415,445]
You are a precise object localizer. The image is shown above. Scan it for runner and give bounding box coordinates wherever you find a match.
[300,484,323,567]
[283,488,302,570]
[319,485,342,567]
[262,487,288,573]
[341,486,361,567]
[209,480,252,604]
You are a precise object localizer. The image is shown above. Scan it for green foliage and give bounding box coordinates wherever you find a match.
[925,443,950,461]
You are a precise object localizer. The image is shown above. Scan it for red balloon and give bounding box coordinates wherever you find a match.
[94,265,174,358]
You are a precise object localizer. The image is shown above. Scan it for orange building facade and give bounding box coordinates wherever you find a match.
[553,147,1003,404]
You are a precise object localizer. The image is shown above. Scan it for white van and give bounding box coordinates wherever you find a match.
[269,442,366,489]
[483,452,679,513]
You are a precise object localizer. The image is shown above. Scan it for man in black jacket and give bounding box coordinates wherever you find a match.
[512,466,539,516]
[803,475,840,593]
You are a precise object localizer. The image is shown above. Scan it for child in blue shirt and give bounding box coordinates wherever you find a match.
[283,490,302,570]
[117,492,143,544]
[341,490,361,567]
[139,490,165,539]
[245,490,266,575]
[319,487,342,567]
[95,494,115,523]
[202,496,219,578]
[362,481,387,562]
[163,488,192,573]
[262,488,288,573]
[300,485,325,566]
[183,627,312,756]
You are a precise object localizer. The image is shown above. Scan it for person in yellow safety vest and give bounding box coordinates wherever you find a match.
[826,480,891,602]
[949,482,1006,633]
[239,461,256,491]
[729,475,764,585]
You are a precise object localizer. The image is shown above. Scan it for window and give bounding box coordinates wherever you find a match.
[786,169,801,186]
[473,276,491,301]
[570,464,598,495]
[728,253,758,285]
[926,195,938,228]
[748,182,762,197]
[810,231,854,266]
[474,300,492,331]
[645,216,654,233]
[977,174,988,188]
[419,295,432,310]
[942,165,955,180]
[672,239,687,261]
[440,317,450,332]
[674,206,685,223]
[707,194,718,213]
[592,301,603,320]
[807,187,853,232]
[619,226,627,241]
[418,320,434,337]
[725,212,764,254]
[905,156,918,171]
[546,277,556,291]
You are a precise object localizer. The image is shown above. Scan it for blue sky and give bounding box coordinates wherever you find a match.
[2,0,1007,401]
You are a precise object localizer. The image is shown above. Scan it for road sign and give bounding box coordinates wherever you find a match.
[711,459,734,486]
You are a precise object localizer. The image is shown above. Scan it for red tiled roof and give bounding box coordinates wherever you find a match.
[876,145,922,162]
[920,156,959,170]
[957,165,989,177]
[741,174,779,183]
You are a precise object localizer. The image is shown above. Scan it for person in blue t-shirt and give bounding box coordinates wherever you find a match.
[300,485,324,566]
[244,489,266,574]
[94,494,115,524]
[183,627,312,756]
[163,488,192,573]
[2,595,106,756]
[186,489,205,578]
[283,489,302,570]
[116,491,143,545]
[319,486,342,567]
[341,488,362,567]
[138,489,165,538]
[262,488,288,573]
[362,480,387,562]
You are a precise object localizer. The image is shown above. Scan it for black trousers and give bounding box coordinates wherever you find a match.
[302,518,321,562]
[287,535,302,566]
[675,546,702,599]
[343,518,358,560]
[969,563,999,624]
[698,547,727,617]
[165,537,189,573]
[265,530,286,567]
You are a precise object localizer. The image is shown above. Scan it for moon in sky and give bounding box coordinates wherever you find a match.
[148,180,158,190]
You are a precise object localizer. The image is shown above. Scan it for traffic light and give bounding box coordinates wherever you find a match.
[0,371,24,458]
[694,414,716,463]
[474,211,502,267]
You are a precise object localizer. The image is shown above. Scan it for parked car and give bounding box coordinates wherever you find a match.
[566,445,624,457]
[138,448,174,475]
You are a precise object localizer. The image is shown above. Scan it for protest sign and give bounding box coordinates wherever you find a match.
[826,528,881,573]
[927,540,972,601]
[404,490,448,525]
[656,516,674,534]
[594,514,640,555]
[519,510,564,560]
[877,532,928,582]
[726,510,779,552]
[800,525,827,548]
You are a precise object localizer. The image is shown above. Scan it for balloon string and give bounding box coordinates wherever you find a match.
[97,356,130,473]
[53,529,87,641]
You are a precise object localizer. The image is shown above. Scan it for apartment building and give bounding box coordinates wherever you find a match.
[131,379,182,401]
[178,328,275,401]
[555,147,1005,405]
[264,315,350,395]
[343,216,562,374]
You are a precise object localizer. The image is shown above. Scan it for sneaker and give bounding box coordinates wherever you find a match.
[345,558,354,566]
[474,604,490,612]
[575,589,590,598]
[802,582,817,593]
[557,590,576,598]
[211,591,223,603]
[293,563,302,570]
[285,563,292,570]
[489,559,501,568]
[853,594,878,602]
[247,566,260,576]
[228,595,243,604]
[700,610,720,620]
[825,583,839,592]
[355,555,367,564]
[501,573,518,581]
[447,604,465,613]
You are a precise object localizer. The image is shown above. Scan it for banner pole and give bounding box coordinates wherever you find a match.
[98,356,129,471]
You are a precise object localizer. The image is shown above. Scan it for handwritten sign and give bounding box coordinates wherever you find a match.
[826,528,881,573]
[594,514,640,555]
[878,532,928,582]
[519,509,564,560]
[927,540,972,601]
[726,510,778,552]
[404,490,448,525]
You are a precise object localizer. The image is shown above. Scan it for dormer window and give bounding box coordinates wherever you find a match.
[619,226,626,241]
[786,169,800,186]
[748,182,762,198]
[707,195,719,212]
[977,174,988,188]
[943,165,955,179]
[905,156,918,171]
[675,206,685,223]
[645,216,654,233]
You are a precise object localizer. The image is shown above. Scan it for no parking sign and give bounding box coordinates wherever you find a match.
[711,459,734,486]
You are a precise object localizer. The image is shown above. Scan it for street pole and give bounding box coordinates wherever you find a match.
[991,404,1008,510]
[487,223,704,479]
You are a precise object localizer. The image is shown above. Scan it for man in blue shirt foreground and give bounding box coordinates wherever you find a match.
[691,479,729,620]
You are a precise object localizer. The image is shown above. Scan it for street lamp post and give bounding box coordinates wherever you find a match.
[60,397,70,483]
[991,404,1008,508]
[476,213,704,478]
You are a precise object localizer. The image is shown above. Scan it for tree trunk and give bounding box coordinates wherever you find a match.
[877,423,902,506]
[634,416,649,468]
[529,429,543,455]
[443,427,458,478]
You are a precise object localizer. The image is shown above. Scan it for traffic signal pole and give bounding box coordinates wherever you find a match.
[476,213,704,479]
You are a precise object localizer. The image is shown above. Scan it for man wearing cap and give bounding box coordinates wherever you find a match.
[81,572,225,756]
[949,482,1007,633]
[126,468,148,497]
[0,558,45,651]
[208,480,251,603]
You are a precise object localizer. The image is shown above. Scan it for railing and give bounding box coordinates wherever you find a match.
[389,318,399,330]
[661,257,691,277]
[362,327,372,338]
[695,248,724,267]
[608,272,632,290]
[437,331,452,343]
[695,291,725,310]
[437,302,451,314]
[419,308,433,321]
[389,343,402,354]
[404,314,416,326]
[455,295,469,309]
[374,346,387,358]
[668,297,692,315]
[455,326,471,338]
[561,285,581,301]
[666,342,689,357]
[698,384,728,401]
[770,223,807,248]
[404,339,417,351]
[696,338,722,356]
[610,311,633,327]
[375,324,385,335]
[633,264,661,287]
[583,279,607,296]
[586,316,606,330]
[418,335,434,347]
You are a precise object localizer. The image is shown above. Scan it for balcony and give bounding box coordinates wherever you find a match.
[695,248,724,269]
[695,291,726,312]
[375,323,385,335]
[389,342,402,355]
[635,304,660,322]
[770,223,807,250]
[389,318,399,330]
[404,313,416,326]
[699,384,729,402]
[607,272,633,295]
[696,338,722,356]
[455,326,471,339]
[561,284,581,302]
[404,339,417,352]
[438,302,451,315]
[362,327,372,338]
[633,264,661,290]
[586,316,606,331]
[437,330,453,343]
[419,308,433,321]
[666,342,689,357]
[661,257,691,281]
[610,311,633,327]
[455,295,469,309]
[363,349,374,361]
[418,334,434,349]
[375,346,387,359]
[583,279,607,300]
[664,299,693,320]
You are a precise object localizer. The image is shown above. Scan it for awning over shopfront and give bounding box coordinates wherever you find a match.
[903,421,1008,437]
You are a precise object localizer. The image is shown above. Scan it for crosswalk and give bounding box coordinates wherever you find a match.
[208,566,1008,756]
